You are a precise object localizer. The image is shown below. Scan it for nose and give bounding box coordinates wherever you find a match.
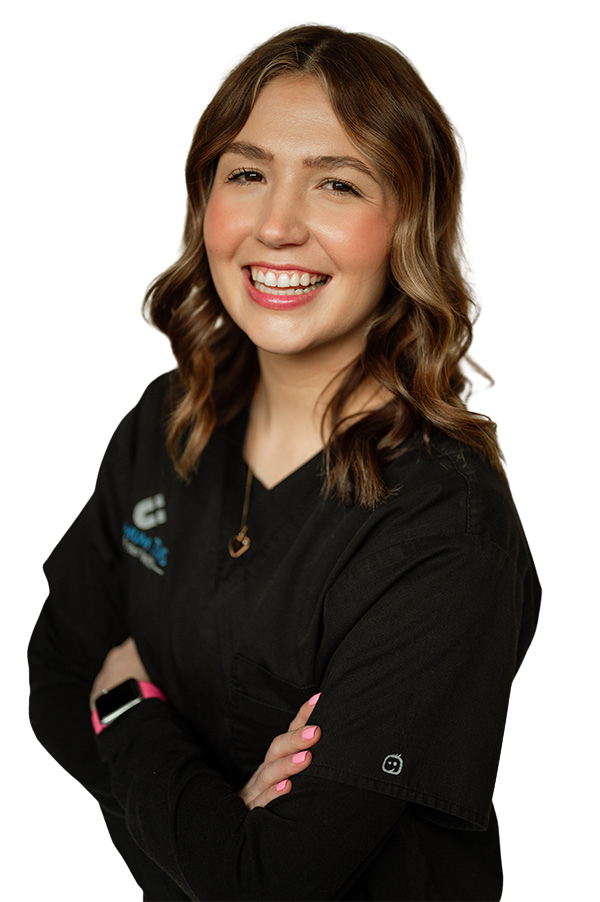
[254,184,310,248]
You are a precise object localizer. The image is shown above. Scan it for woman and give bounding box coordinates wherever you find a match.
[28,24,541,901]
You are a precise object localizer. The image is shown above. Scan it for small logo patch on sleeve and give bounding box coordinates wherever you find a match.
[382,753,404,775]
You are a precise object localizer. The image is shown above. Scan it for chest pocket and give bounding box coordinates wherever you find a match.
[228,654,318,776]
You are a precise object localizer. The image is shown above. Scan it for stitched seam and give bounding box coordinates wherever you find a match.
[309,763,488,827]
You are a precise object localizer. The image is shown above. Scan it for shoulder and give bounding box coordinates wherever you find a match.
[106,370,178,449]
[96,370,180,485]
[324,431,540,653]
[130,369,179,429]
[378,429,529,566]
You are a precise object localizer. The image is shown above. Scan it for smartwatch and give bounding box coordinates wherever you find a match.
[92,679,166,734]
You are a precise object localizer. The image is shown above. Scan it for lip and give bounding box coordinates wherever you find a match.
[242,266,329,310]
[248,261,329,276]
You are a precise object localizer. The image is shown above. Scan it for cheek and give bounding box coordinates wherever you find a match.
[325,212,395,278]
[203,192,241,262]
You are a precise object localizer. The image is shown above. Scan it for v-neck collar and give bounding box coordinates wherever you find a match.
[219,409,325,568]
[251,450,324,496]
[223,406,325,497]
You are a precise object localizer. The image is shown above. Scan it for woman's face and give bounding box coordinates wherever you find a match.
[203,75,399,362]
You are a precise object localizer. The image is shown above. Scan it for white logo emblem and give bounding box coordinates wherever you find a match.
[381,753,403,776]
[132,494,167,530]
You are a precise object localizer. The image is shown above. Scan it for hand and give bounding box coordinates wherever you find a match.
[238,694,322,810]
[90,637,152,711]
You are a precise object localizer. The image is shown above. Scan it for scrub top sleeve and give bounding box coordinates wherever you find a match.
[28,401,140,809]
[97,698,407,901]
[309,533,528,830]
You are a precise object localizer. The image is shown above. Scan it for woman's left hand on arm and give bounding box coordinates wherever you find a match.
[238,694,322,810]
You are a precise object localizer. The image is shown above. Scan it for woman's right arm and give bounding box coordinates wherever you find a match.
[28,397,147,810]
[95,699,407,901]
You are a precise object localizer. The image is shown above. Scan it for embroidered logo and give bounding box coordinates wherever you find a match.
[381,753,404,776]
[122,493,169,575]
[132,494,167,530]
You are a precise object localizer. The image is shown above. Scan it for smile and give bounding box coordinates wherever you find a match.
[243,266,329,310]
[250,266,328,296]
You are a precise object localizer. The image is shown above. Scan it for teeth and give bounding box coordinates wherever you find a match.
[250,266,326,293]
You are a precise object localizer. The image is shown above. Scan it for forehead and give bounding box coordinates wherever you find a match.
[233,75,360,158]
[249,74,331,114]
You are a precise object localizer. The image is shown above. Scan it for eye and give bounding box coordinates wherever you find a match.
[321,178,362,197]
[226,168,264,184]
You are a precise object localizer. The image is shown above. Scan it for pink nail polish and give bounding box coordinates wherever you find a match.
[293,751,308,764]
[301,726,317,741]
[276,780,288,791]
[308,692,321,706]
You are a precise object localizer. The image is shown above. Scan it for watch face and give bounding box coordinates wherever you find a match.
[96,678,141,724]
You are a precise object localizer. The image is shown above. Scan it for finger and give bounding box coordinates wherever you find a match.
[239,746,309,810]
[243,737,317,807]
[248,742,317,809]
[264,721,321,765]
[241,721,321,807]
[239,696,322,809]
[288,692,321,731]
[262,743,315,788]
[246,777,292,811]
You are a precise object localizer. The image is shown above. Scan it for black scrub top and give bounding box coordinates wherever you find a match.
[28,371,541,901]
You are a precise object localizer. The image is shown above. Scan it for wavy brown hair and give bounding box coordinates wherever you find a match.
[145,24,503,507]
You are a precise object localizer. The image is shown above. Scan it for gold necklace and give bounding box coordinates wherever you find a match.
[228,466,253,558]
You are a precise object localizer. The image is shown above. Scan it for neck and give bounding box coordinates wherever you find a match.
[243,346,385,489]
[259,348,342,425]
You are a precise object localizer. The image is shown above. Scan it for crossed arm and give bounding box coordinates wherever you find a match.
[90,637,322,810]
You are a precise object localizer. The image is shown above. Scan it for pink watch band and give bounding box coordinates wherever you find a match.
[91,680,167,734]
[137,680,167,702]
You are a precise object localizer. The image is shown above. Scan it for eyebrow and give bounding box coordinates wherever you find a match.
[222,142,379,183]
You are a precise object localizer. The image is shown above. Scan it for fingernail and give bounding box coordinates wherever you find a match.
[293,751,308,764]
[276,780,289,791]
[308,693,321,706]
[301,726,317,741]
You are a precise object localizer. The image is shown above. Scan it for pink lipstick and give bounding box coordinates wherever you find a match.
[243,266,329,310]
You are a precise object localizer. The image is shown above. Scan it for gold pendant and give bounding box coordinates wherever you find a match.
[228,530,251,558]
[229,468,253,558]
